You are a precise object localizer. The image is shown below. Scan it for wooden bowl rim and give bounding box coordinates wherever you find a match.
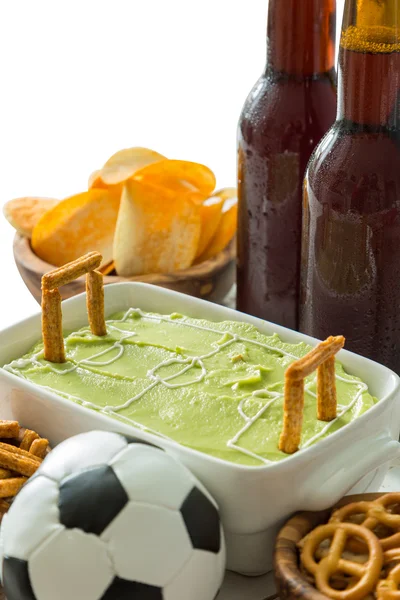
[274,492,388,600]
[13,233,236,285]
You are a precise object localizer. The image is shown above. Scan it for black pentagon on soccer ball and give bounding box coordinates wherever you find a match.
[100,577,163,600]
[180,486,221,553]
[3,556,37,600]
[117,432,163,450]
[59,464,128,535]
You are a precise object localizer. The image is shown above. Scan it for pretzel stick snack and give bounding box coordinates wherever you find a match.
[42,288,65,363]
[0,468,15,479]
[41,252,106,363]
[0,442,42,463]
[42,251,102,290]
[279,335,345,454]
[29,438,49,459]
[0,424,50,522]
[86,270,107,336]
[0,477,27,498]
[317,356,337,421]
[20,429,39,451]
[0,421,20,438]
[0,448,40,477]
[279,379,305,455]
[285,336,345,381]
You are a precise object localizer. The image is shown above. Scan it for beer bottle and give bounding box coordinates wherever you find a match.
[300,0,400,372]
[237,0,337,330]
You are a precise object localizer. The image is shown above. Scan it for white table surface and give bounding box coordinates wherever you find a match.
[0,223,40,330]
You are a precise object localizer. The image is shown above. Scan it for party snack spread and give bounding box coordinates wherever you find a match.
[2,253,378,467]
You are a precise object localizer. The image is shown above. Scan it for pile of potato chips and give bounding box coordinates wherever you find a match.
[4,147,237,276]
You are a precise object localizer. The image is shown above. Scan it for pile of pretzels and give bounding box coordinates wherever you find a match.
[299,493,400,600]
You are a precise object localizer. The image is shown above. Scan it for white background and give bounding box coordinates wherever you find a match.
[0,0,345,330]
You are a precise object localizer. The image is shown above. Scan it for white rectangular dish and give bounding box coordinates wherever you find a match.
[0,282,399,576]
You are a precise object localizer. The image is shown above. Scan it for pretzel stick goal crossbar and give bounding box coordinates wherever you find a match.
[279,335,345,455]
[41,252,106,363]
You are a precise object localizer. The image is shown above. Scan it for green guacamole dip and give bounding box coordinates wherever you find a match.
[3,308,377,466]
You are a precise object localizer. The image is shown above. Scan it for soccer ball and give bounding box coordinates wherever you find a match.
[0,431,226,600]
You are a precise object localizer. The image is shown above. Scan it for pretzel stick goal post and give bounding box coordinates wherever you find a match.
[41,252,106,363]
[279,335,345,454]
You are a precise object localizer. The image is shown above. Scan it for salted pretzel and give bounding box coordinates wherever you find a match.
[301,522,383,600]
[330,495,400,551]
[377,563,400,599]
[382,549,400,579]
[310,543,400,582]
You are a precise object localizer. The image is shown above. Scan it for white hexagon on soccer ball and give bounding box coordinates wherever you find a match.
[109,443,197,509]
[101,502,193,587]
[29,528,113,600]
[38,431,128,483]
[164,547,226,600]
[1,476,63,561]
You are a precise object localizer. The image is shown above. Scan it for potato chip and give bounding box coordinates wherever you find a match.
[88,170,106,190]
[89,147,166,188]
[133,159,216,197]
[99,261,116,276]
[196,189,237,262]
[32,189,120,267]
[3,197,59,238]
[195,198,224,258]
[113,179,201,276]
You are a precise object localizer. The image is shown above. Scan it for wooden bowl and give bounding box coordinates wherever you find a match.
[274,492,386,600]
[13,234,236,305]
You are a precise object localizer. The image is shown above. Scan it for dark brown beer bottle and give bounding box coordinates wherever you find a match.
[300,0,400,372]
[237,0,337,330]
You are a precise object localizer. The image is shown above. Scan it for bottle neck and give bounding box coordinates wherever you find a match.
[337,0,400,127]
[266,0,336,77]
